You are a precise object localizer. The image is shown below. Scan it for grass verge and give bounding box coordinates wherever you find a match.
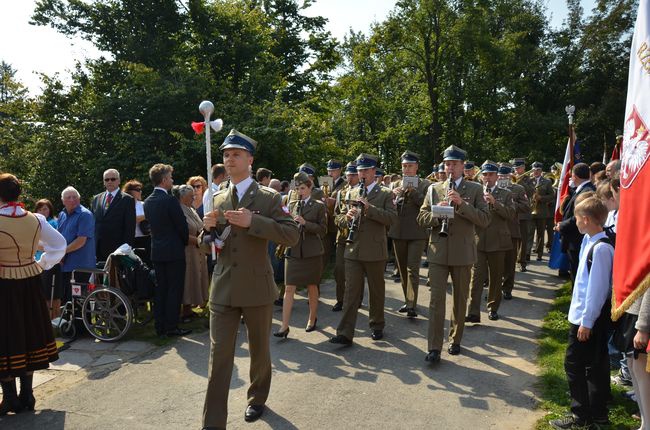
[536,282,640,429]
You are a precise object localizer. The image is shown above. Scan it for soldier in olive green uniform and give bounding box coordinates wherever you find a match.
[529,162,555,261]
[330,154,397,344]
[464,161,479,183]
[202,130,299,428]
[467,161,516,322]
[332,162,359,311]
[512,158,534,271]
[417,145,490,362]
[323,159,347,270]
[498,163,530,300]
[388,150,430,318]
[287,163,326,203]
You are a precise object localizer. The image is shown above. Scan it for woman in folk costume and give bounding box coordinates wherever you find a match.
[0,173,66,415]
[274,172,327,338]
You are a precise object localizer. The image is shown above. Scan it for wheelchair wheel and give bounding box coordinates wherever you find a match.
[81,287,133,342]
[59,316,77,340]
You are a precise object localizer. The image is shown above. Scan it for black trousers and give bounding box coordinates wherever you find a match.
[152,259,186,334]
[567,249,580,287]
[565,319,610,422]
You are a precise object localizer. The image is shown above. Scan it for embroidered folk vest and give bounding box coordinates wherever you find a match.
[0,212,43,279]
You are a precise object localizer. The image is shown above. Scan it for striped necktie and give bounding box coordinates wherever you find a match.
[105,193,113,208]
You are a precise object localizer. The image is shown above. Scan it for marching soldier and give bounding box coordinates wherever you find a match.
[323,159,347,270]
[388,150,431,318]
[330,154,397,345]
[287,163,326,202]
[435,162,448,183]
[498,163,530,300]
[511,158,534,271]
[417,145,490,363]
[530,162,555,261]
[201,130,299,427]
[375,167,386,185]
[466,161,515,322]
[332,161,359,311]
[464,161,478,182]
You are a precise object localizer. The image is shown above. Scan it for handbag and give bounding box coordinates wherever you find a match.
[612,312,638,353]
[139,219,151,236]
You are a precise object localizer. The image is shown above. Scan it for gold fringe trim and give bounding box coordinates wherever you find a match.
[609,272,650,372]
[0,262,43,279]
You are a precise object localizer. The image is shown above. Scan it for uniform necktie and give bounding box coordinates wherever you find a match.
[106,193,113,208]
[231,188,239,208]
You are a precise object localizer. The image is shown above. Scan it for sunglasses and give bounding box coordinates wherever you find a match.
[192,184,203,189]
[104,177,118,182]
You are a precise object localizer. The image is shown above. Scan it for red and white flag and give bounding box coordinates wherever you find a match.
[612,0,650,322]
[554,127,576,223]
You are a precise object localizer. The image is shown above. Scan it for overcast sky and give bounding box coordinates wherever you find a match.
[1,0,596,95]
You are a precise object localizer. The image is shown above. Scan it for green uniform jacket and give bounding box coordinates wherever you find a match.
[335,183,397,262]
[506,182,530,239]
[388,178,431,241]
[417,179,490,266]
[476,186,515,252]
[207,182,299,307]
[516,175,535,221]
[286,198,327,259]
[531,176,555,219]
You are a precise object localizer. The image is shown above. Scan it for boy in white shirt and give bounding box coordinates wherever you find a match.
[550,197,614,429]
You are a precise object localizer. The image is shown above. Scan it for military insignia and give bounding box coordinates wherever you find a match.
[621,105,650,189]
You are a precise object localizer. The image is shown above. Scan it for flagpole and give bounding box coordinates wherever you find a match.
[199,100,217,260]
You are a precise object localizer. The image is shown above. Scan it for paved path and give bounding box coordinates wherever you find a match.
[2,258,561,430]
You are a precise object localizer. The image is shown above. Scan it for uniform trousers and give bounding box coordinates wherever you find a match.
[393,239,425,309]
[517,219,529,265]
[468,250,506,316]
[334,241,346,303]
[336,259,385,339]
[532,217,547,257]
[501,238,521,294]
[427,264,472,351]
[545,217,554,250]
[322,231,337,268]
[203,303,273,429]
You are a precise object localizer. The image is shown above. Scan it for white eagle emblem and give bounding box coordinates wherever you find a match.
[621,105,650,189]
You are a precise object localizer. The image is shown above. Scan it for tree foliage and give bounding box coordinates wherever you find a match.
[0,0,638,209]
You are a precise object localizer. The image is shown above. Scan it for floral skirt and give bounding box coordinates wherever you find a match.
[0,275,59,377]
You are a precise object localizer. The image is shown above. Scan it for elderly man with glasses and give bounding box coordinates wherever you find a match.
[90,168,136,261]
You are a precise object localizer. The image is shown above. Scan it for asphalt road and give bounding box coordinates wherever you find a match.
[2,257,560,430]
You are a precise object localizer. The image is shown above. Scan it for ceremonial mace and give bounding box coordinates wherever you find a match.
[199,100,223,259]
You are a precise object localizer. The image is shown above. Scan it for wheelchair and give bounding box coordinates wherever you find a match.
[54,248,155,342]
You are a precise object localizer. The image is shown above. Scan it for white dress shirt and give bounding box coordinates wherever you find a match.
[0,206,66,270]
[232,177,254,205]
[568,231,614,328]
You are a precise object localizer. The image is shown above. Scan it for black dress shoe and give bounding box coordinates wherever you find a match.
[488,311,499,321]
[305,318,317,332]
[166,328,192,336]
[447,343,461,355]
[519,264,527,273]
[398,304,409,313]
[329,335,353,345]
[425,350,441,363]
[332,301,343,312]
[465,314,480,323]
[371,330,383,340]
[503,291,512,300]
[244,404,265,422]
[526,254,531,261]
[406,308,417,318]
[273,327,290,338]
[536,256,543,261]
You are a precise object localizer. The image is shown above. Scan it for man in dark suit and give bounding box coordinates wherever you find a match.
[557,163,596,284]
[143,164,190,337]
[91,168,136,261]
